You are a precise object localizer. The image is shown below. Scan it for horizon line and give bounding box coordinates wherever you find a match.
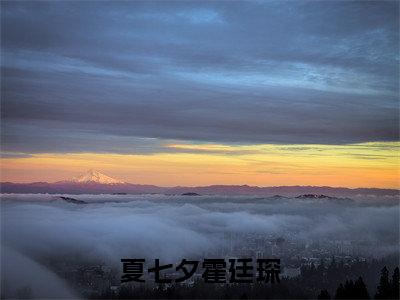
[1,180,398,191]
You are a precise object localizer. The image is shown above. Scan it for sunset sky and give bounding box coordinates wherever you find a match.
[1,1,399,188]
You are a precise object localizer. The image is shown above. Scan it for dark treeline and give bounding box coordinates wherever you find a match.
[318,266,399,299]
[94,256,399,299]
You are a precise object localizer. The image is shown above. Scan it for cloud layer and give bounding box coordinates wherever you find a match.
[2,194,398,263]
[2,194,398,297]
[1,1,399,154]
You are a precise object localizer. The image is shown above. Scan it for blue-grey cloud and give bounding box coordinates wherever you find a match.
[1,0,398,153]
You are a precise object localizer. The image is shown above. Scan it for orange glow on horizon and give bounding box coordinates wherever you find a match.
[1,142,399,189]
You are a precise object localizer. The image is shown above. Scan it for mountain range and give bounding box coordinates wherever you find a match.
[1,170,398,197]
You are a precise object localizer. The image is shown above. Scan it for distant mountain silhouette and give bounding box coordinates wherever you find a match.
[0,181,164,195]
[295,194,334,199]
[1,170,398,196]
[56,196,87,204]
[1,176,398,197]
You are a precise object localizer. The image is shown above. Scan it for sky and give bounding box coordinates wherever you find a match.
[1,0,399,187]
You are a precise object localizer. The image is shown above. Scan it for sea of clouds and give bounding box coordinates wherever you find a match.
[1,194,399,298]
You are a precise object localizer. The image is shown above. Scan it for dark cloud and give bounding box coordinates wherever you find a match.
[1,1,398,153]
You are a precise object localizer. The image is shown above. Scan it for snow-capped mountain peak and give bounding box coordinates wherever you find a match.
[69,170,124,184]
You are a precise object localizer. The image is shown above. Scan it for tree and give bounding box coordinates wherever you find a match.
[375,266,391,299]
[344,280,355,298]
[390,267,399,299]
[318,289,331,299]
[354,276,369,299]
[334,277,369,299]
[335,283,346,299]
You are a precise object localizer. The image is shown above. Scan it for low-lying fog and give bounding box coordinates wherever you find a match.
[1,194,399,298]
